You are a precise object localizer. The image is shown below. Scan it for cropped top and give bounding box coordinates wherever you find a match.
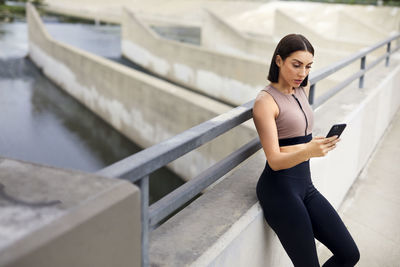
[261,84,314,139]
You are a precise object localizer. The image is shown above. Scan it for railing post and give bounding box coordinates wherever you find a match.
[309,84,315,105]
[386,41,391,67]
[359,56,366,88]
[138,176,150,267]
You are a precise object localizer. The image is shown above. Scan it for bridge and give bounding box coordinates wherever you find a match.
[0,1,399,266]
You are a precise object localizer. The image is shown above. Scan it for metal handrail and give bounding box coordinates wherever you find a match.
[96,33,400,267]
[97,100,254,181]
[308,33,400,107]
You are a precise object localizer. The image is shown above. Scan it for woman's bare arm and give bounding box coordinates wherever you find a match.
[280,143,307,153]
[252,92,339,171]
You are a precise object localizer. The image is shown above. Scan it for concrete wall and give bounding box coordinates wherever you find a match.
[336,11,387,43]
[26,3,258,181]
[202,8,350,69]
[121,8,268,107]
[200,9,358,99]
[0,157,141,267]
[201,9,276,62]
[149,52,400,266]
[343,5,400,33]
[43,0,123,24]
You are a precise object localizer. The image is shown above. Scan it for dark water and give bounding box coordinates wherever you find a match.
[0,20,185,204]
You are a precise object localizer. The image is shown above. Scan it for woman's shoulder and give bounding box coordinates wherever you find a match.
[253,88,279,117]
[255,87,274,104]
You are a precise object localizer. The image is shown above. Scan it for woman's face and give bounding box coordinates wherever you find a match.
[276,50,314,88]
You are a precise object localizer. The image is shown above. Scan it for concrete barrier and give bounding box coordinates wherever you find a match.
[121,8,268,107]
[200,9,276,62]
[149,53,400,266]
[0,157,141,267]
[200,9,360,99]
[344,5,400,33]
[337,11,387,43]
[43,0,123,24]
[274,9,368,53]
[201,8,348,69]
[27,3,258,181]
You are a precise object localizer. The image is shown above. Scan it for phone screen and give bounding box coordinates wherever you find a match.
[326,123,347,138]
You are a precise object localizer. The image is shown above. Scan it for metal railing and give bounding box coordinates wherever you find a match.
[308,33,400,107]
[97,33,400,267]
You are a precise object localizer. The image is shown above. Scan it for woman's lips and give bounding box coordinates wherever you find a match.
[294,79,302,84]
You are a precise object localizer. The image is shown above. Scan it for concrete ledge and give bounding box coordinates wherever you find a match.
[0,157,140,267]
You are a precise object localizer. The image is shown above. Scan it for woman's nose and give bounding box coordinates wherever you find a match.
[299,67,307,77]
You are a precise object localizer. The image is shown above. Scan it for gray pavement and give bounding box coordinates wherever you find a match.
[318,108,400,266]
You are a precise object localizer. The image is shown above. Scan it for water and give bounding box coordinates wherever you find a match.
[0,19,185,204]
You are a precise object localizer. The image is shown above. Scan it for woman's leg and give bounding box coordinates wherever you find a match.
[305,185,360,267]
[258,176,321,267]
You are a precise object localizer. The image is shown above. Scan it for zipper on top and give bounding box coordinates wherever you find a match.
[292,94,308,136]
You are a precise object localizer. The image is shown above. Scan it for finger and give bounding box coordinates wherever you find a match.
[323,147,333,155]
[329,135,338,141]
[325,135,338,144]
[324,141,336,149]
[333,138,341,144]
[328,138,340,145]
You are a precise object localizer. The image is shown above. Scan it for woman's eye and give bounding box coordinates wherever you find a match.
[306,66,312,69]
[293,65,300,68]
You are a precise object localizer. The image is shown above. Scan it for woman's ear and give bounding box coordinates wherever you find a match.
[275,55,282,68]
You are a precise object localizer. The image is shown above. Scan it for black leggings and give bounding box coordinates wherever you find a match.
[256,134,360,267]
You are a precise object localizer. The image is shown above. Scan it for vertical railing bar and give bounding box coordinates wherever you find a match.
[309,84,315,105]
[137,176,149,267]
[359,56,366,89]
[386,41,391,67]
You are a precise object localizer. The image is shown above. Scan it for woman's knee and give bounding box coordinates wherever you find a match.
[343,243,360,266]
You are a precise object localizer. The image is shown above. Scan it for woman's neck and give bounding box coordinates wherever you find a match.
[270,82,294,95]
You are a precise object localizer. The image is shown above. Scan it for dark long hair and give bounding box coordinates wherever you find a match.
[268,34,314,87]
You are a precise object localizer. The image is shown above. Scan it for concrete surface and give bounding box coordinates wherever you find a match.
[318,107,400,266]
[0,157,140,267]
[26,3,258,181]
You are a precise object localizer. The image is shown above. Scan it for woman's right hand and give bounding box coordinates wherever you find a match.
[305,135,341,158]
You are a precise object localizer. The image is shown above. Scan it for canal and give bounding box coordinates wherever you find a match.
[0,14,187,204]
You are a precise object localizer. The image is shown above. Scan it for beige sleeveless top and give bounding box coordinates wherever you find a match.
[261,84,314,139]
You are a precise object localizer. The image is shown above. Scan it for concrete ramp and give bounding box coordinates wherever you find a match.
[200,8,355,99]
[121,8,268,107]
[274,9,367,52]
[336,11,387,43]
[201,9,276,61]
[343,5,400,33]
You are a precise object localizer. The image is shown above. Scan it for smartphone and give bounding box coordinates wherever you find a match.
[326,123,347,138]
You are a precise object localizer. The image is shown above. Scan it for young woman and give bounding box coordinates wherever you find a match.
[252,34,360,267]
